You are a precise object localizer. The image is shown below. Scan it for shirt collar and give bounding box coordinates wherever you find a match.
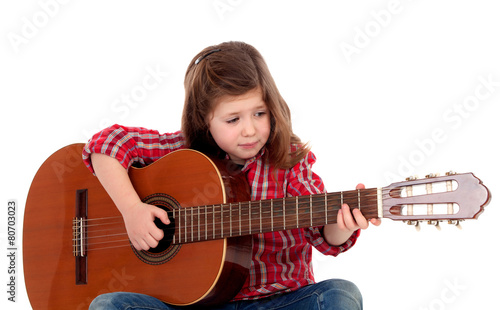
[225,147,266,172]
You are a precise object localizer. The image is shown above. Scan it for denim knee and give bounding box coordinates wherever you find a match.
[89,292,121,310]
[89,292,171,310]
[317,279,363,310]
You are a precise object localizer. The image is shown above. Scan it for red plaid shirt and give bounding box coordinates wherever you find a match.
[83,124,360,301]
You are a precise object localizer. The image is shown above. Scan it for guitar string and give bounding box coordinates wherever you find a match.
[73,188,458,251]
[75,198,383,254]
[76,199,386,252]
[79,189,392,228]
[72,189,402,245]
[74,194,394,251]
[77,212,454,251]
[74,189,453,249]
[78,207,376,252]
[83,215,123,222]
[79,183,430,227]
[74,200,383,244]
[76,192,387,232]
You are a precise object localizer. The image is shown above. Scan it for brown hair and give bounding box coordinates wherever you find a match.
[181,41,309,169]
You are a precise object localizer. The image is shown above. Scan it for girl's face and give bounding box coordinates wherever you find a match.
[208,88,271,165]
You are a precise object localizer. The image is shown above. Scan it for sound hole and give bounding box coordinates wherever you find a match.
[131,193,181,265]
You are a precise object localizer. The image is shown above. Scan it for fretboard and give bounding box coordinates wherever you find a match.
[172,188,380,244]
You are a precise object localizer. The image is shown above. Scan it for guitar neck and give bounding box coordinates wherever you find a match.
[172,188,380,244]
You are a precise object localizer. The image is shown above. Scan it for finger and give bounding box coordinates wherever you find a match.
[153,208,171,225]
[145,233,159,249]
[134,238,150,251]
[352,208,369,229]
[131,226,158,251]
[149,225,164,241]
[337,208,346,231]
[370,218,382,226]
[148,207,168,240]
[147,205,170,225]
[342,204,358,230]
[356,183,365,190]
[131,239,141,251]
[144,214,165,242]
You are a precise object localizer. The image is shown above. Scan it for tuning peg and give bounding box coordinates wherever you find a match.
[406,175,418,181]
[446,171,457,176]
[406,220,421,231]
[425,173,440,178]
[448,220,463,230]
[427,220,441,231]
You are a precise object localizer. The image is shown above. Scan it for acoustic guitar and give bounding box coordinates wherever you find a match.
[23,143,490,309]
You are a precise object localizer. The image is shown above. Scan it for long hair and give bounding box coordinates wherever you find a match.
[181,41,309,169]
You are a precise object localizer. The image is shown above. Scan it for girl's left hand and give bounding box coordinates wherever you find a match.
[336,183,382,232]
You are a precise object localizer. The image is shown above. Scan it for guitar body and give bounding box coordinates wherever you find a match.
[23,144,252,309]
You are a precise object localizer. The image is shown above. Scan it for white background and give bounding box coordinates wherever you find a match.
[1,1,499,309]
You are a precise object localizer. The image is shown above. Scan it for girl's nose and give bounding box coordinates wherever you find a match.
[241,119,256,136]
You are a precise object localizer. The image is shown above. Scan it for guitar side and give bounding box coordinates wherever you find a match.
[23,144,252,309]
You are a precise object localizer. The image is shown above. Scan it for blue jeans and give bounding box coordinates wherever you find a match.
[89,279,362,310]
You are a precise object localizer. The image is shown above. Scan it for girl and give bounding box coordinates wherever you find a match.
[84,41,380,310]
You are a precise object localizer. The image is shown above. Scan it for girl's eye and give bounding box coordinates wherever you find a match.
[255,111,267,117]
[226,118,239,124]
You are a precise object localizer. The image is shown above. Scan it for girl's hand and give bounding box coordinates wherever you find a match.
[121,201,170,251]
[336,183,382,232]
[323,183,381,246]
[90,153,171,251]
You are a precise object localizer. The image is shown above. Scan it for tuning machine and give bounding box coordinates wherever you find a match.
[425,173,440,178]
[448,219,463,230]
[427,220,441,231]
[406,220,421,231]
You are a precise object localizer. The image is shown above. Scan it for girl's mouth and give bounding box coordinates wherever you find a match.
[239,142,258,149]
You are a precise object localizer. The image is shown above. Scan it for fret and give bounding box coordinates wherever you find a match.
[259,200,262,233]
[172,209,176,244]
[341,191,344,206]
[184,207,188,243]
[220,204,224,239]
[204,205,208,241]
[221,205,225,239]
[282,197,286,230]
[358,189,361,211]
[324,192,328,225]
[310,195,313,227]
[179,208,186,243]
[233,203,237,237]
[212,205,216,240]
[270,200,274,231]
[248,201,252,235]
[197,206,200,242]
[190,207,194,242]
[295,196,299,228]
[229,203,233,237]
[238,202,242,236]
[178,208,182,244]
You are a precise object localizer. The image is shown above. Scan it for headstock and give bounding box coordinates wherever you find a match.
[382,172,491,229]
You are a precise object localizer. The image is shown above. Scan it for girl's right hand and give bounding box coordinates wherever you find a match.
[89,153,171,251]
[121,201,171,251]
